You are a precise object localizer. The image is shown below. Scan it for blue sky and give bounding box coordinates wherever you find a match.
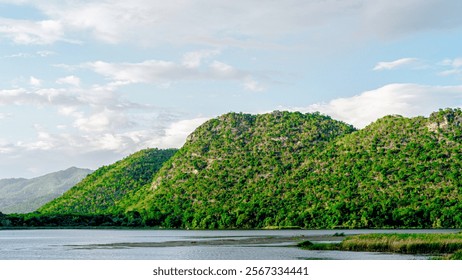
[0,0,462,178]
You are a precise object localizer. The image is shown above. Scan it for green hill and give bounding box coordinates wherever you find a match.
[122,109,462,229]
[122,111,356,228]
[38,148,177,215]
[298,110,462,228]
[0,167,92,214]
[35,109,462,230]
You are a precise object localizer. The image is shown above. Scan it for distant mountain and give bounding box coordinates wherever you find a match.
[38,148,177,215]
[0,167,93,214]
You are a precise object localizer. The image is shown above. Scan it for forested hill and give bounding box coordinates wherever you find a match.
[38,148,177,215]
[123,109,462,229]
[122,111,357,228]
[37,109,462,230]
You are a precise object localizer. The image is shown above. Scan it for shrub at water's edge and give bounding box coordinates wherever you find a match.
[298,233,462,259]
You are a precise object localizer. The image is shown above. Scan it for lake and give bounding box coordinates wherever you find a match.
[0,229,458,260]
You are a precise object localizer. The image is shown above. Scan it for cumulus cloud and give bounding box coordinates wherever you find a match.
[373,58,420,71]
[303,83,462,128]
[29,76,42,87]
[73,108,134,133]
[85,60,181,84]
[83,57,264,91]
[182,49,220,68]
[0,112,208,175]
[0,17,64,44]
[0,113,210,178]
[56,75,81,87]
[0,75,212,177]
[153,117,209,148]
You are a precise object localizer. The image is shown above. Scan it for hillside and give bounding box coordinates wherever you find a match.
[34,109,462,230]
[123,111,356,228]
[0,167,92,214]
[38,148,177,215]
[290,110,462,229]
[122,109,462,229]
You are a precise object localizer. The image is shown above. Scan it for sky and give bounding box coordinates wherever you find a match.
[0,0,462,178]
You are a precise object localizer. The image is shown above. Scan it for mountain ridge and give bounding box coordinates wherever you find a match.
[0,167,93,214]
[34,108,462,229]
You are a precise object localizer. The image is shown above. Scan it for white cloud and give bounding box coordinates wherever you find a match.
[56,75,81,87]
[29,76,42,87]
[73,108,134,133]
[303,83,462,128]
[373,58,419,71]
[0,88,29,105]
[83,56,263,91]
[452,58,462,68]
[243,78,265,92]
[182,49,220,68]
[36,50,55,57]
[0,140,14,154]
[154,117,209,148]
[85,60,180,84]
[1,52,31,59]
[209,61,235,76]
[439,58,462,76]
[0,113,11,120]
[2,0,459,47]
[0,112,210,177]
[0,18,64,45]
[0,78,203,155]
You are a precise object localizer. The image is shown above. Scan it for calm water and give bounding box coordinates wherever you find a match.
[0,229,458,260]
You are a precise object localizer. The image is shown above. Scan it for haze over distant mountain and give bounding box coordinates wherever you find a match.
[0,167,93,214]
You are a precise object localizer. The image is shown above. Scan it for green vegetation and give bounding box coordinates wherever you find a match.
[5,108,462,230]
[298,233,462,259]
[125,108,462,229]
[1,212,128,228]
[38,148,177,216]
[124,111,356,228]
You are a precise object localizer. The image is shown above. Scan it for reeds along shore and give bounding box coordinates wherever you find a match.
[298,232,462,259]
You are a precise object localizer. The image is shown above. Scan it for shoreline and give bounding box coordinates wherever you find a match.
[298,232,462,260]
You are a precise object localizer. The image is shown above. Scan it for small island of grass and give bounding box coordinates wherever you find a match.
[298,232,462,260]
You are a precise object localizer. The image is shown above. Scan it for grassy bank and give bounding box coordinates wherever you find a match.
[298,232,462,259]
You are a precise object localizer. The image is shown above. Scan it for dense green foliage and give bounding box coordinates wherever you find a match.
[308,109,462,229]
[125,109,462,229]
[19,109,462,230]
[124,111,356,228]
[0,212,130,228]
[38,148,177,215]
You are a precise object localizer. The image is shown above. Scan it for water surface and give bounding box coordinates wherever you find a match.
[0,229,457,260]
